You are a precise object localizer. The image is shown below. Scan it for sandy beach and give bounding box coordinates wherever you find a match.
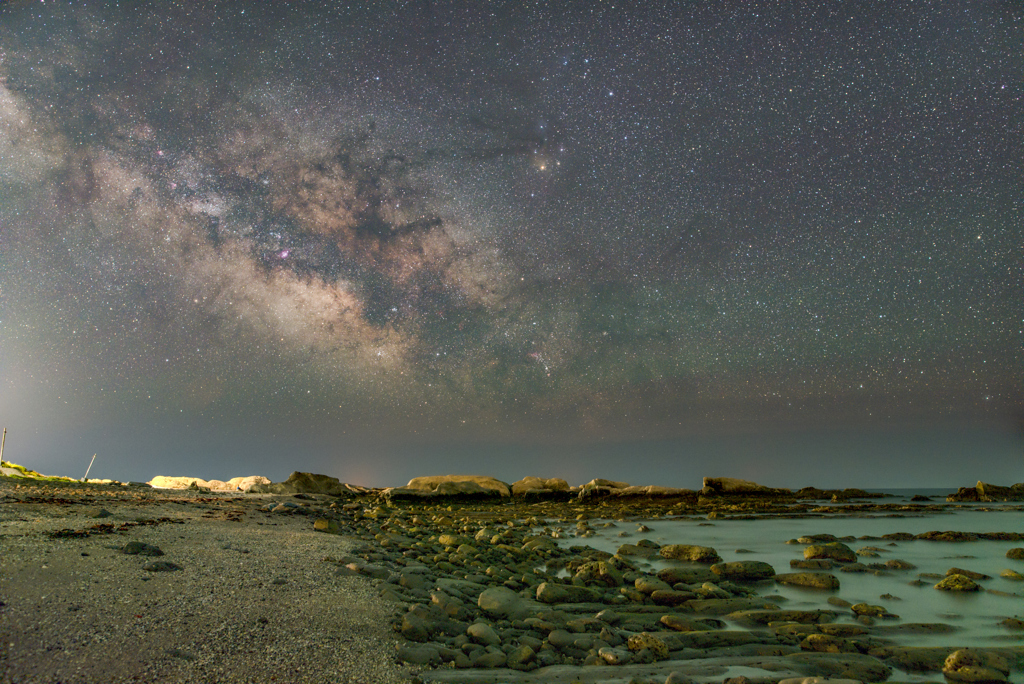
[0,479,413,684]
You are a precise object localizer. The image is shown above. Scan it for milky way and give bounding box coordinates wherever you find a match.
[1,1,1020,484]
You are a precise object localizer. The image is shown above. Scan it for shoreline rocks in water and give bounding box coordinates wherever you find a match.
[947,481,1024,502]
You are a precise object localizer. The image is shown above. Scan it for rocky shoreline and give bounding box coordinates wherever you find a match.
[3,472,1023,683]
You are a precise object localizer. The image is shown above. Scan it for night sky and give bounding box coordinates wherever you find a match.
[1,1,1021,488]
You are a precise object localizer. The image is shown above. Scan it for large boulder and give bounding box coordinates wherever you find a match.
[248,472,355,496]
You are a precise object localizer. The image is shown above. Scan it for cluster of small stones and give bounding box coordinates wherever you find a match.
[253,495,1024,684]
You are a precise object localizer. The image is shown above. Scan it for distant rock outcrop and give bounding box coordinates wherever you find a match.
[701,477,792,498]
[794,486,883,500]
[248,472,367,496]
[149,475,270,492]
[381,475,511,503]
[510,476,571,501]
[575,479,697,502]
[947,481,1024,502]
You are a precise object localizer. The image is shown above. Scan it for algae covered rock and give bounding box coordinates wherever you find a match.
[660,544,722,563]
[935,574,981,592]
[804,542,857,563]
[711,560,776,581]
[626,632,669,659]
[943,648,1010,683]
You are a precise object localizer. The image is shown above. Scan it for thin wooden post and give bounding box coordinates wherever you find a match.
[0,427,6,464]
[83,453,97,482]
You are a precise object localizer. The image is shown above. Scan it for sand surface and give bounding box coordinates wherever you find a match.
[0,479,413,684]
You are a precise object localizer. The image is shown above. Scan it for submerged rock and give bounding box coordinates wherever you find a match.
[775,572,840,590]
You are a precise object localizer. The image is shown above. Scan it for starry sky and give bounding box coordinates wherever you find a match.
[0,1,1021,488]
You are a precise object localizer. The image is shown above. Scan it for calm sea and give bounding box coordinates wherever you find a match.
[546,502,1023,655]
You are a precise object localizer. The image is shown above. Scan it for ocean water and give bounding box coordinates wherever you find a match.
[545,503,1024,649]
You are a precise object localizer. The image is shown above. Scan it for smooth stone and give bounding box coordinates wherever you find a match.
[665,674,694,684]
[467,622,501,646]
[478,586,534,620]
[651,589,696,607]
[598,646,632,665]
[142,561,181,572]
[635,575,673,594]
[313,518,342,534]
[536,582,602,604]
[397,644,441,665]
[122,541,164,557]
[473,651,507,668]
[660,615,713,632]
[775,573,840,590]
[401,612,432,642]
[1007,548,1024,560]
[660,544,722,563]
[1001,569,1024,580]
[506,644,535,670]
